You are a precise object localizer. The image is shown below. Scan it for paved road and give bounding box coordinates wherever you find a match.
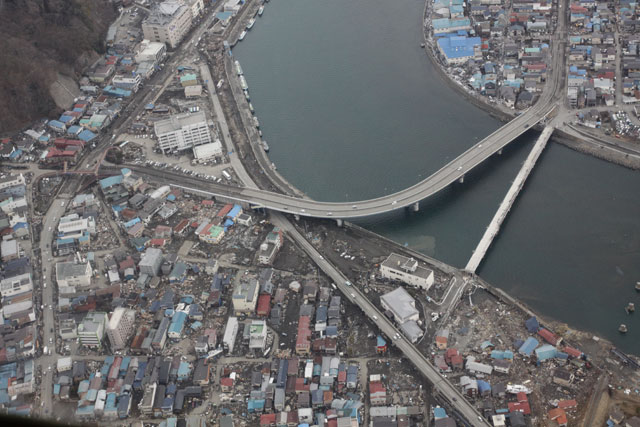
[270,212,490,426]
[37,197,69,417]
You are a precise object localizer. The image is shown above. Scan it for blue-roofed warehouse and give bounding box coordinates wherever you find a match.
[436,34,481,65]
[518,337,539,356]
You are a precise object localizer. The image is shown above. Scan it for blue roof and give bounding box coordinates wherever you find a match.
[124,217,141,228]
[78,129,97,142]
[535,344,557,361]
[100,175,123,189]
[477,380,491,392]
[437,34,481,60]
[433,407,447,419]
[59,115,74,123]
[376,336,386,347]
[48,120,65,129]
[67,125,82,134]
[227,204,243,218]
[518,337,539,356]
[525,317,540,333]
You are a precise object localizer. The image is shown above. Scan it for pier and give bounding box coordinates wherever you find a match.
[465,125,554,273]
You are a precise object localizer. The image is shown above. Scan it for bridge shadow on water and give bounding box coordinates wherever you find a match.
[355,130,540,267]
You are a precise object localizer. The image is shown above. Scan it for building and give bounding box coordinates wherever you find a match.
[436,35,482,65]
[197,223,225,244]
[78,312,108,348]
[249,320,268,351]
[136,40,167,64]
[154,111,212,153]
[139,248,163,277]
[142,1,193,49]
[223,317,239,354]
[56,261,93,288]
[258,230,283,265]
[192,141,223,160]
[232,280,259,314]
[0,273,32,298]
[380,287,420,324]
[380,253,434,290]
[106,308,136,350]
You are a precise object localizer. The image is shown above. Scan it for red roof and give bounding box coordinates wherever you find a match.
[260,413,276,426]
[256,294,271,316]
[538,328,560,345]
[517,392,528,403]
[548,408,567,425]
[202,200,214,206]
[562,346,582,358]
[558,399,577,410]
[370,382,386,394]
[508,401,531,415]
[220,377,234,387]
[217,204,233,217]
[174,219,189,233]
[149,238,166,247]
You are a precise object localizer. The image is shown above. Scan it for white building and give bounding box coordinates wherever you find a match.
[380,287,420,324]
[106,307,136,350]
[77,312,108,348]
[112,74,142,92]
[0,273,32,298]
[185,0,205,18]
[223,316,239,354]
[57,215,96,239]
[154,111,212,153]
[136,40,167,64]
[142,1,193,49]
[193,140,223,160]
[232,280,259,314]
[248,320,268,351]
[56,261,93,288]
[0,174,25,191]
[380,253,434,290]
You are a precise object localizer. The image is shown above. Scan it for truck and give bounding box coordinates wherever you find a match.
[43,346,49,355]
[222,170,232,181]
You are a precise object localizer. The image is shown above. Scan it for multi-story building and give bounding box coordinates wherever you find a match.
[56,261,93,288]
[185,0,205,18]
[232,280,259,315]
[257,230,283,265]
[106,307,136,350]
[0,273,32,298]
[136,40,167,64]
[139,248,163,277]
[154,111,212,153]
[77,312,108,348]
[142,1,193,49]
[380,253,434,290]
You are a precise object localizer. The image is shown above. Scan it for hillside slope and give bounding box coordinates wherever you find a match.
[0,0,116,133]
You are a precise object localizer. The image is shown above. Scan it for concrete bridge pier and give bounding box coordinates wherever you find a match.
[458,175,465,184]
[336,219,343,227]
[411,202,420,212]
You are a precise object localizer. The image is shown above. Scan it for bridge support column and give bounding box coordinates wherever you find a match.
[459,175,465,184]
[498,149,503,155]
[294,214,300,221]
[336,219,343,227]
[411,202,420,212]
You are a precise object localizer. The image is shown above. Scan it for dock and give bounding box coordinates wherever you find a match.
[465,125,554,273]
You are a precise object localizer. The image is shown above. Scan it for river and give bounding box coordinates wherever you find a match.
[233,0,640,354]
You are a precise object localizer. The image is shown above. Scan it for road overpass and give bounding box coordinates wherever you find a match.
[119,62,561,220]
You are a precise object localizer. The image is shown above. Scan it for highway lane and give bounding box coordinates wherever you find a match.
[270,213,490,426]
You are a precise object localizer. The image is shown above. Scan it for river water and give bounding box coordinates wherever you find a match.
[234,0,640,354]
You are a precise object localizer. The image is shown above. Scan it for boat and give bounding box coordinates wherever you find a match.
[239,76,248,91]
[235,60,243,76]
[258,5,264,16]
[253,117,260,128]
[246,18,255,30]
[249,103,255,114]
[261,140,269,152]
[636,281,640,291]
[238,30,247,41]
[244,90,250,101]
[619,324,628,333]
[626,303,635,314]
[420,43,425,48]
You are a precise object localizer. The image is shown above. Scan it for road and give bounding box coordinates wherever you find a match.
[37,196,69,417]
[270,212,490,426]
